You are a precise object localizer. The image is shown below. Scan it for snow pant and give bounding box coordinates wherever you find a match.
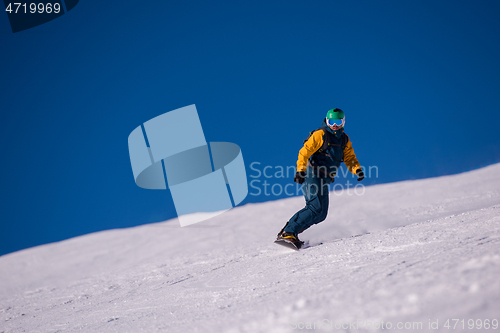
[284,166,331,235]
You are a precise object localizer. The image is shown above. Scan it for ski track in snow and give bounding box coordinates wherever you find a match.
[1,164,500,332]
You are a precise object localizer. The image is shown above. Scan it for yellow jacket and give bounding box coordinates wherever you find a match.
[297,129,361,175]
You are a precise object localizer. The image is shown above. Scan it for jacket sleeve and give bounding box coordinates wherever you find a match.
[296,130,324,172]
[343,136,361,175]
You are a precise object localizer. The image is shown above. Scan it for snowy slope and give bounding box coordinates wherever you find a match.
[1,164,500,333]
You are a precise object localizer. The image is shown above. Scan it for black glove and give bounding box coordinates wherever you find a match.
[294,171,306,184]
[328,173,335,183]
[356,169,365,181]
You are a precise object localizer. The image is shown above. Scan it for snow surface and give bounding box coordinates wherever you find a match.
[1,164,500,333]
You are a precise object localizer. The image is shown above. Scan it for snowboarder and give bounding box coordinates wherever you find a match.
[276,108,364,249]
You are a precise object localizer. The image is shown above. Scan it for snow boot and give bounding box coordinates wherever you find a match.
[276,230,304,247]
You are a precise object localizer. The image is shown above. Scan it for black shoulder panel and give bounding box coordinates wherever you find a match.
[342,133,349,147]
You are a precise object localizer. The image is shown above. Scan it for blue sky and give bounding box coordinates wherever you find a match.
[1,0,500,256]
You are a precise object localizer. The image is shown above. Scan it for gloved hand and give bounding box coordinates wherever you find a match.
[294,171,306,184]
[328,173,336,183]
[356,169,365,181]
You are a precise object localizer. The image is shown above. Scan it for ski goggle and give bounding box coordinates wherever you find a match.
[326,117,344,127]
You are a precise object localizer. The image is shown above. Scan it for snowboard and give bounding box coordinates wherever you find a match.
[274,238,303,250]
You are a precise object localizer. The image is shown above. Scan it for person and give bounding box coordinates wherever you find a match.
[276,108,364,248]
